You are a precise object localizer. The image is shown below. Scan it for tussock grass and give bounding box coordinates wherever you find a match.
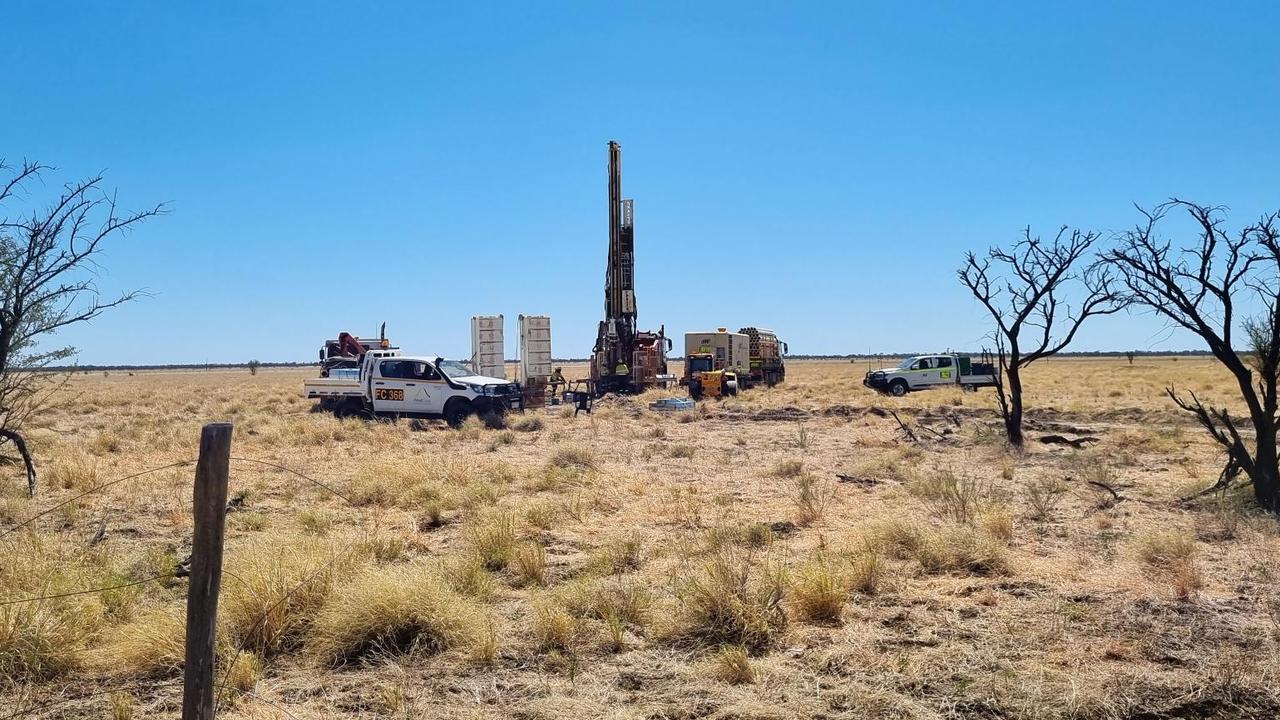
[512,542,548,586]
[531,600,580,653]
[45,454,98,490]
[309,563,480,666]
[1023,476,1069,520]
[219,540,356,656]
[847,545,885,595]
[915,526,1010,575]
[586,537,644,575]
[510,415,544,432]
[768,459,805,478]
[789,558,846,624]
[1137,530,1197,569]
[906,468,987,524]
[466,510,518,571]
[792,473,834,526]
[547,445,596,472]
[711,645,755,685]
[667,548,787,651]
[91,608,187,678]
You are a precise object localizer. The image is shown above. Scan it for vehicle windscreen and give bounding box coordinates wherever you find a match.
[896,357,917,369]
[436,359,476,379]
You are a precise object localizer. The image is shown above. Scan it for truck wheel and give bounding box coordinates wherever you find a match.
[889,380,909,397]
[444,398,474,428]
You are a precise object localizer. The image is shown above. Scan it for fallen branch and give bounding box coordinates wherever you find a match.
[1179,457,1245,505]
[886,409,918,442]
[1038,434,1100,449]
[835,473,879,486]
[1086,480,1124,503]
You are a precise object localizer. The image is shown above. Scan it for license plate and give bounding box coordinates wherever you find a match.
[375,388,405,401]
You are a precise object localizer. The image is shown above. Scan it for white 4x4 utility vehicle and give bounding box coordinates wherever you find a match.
[863,353,998,397]
[304,348,521,426]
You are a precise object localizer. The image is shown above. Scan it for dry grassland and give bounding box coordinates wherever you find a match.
[3,357,1279,719]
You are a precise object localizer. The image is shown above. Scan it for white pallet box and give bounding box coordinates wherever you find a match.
[519,314,552,382]
[470,315,506,379]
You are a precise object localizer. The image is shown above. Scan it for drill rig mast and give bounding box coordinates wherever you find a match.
[591,141,668,395]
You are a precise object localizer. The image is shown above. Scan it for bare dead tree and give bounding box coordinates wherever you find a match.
[1107,201,1279,513]
[1,160,162,496]
[959,227,1124,446]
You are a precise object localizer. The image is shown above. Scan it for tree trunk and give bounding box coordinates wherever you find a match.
[0,428,37,497]
[1252,425,1279,513]
[1004,367,1025,447]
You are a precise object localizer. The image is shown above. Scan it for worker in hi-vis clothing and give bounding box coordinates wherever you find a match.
[614,361,629,377]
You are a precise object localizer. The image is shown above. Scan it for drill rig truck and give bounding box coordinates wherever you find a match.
[590,141,670,395]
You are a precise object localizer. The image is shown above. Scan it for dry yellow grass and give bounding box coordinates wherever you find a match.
[2,357,1279,718]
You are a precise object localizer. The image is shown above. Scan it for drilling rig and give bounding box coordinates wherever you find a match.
[590,141,669,395]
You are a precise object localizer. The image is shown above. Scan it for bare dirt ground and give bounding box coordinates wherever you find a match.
[3,357,1279,719]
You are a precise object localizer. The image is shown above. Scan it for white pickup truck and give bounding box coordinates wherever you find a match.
[863,353,998,397]
[304,348,522,426]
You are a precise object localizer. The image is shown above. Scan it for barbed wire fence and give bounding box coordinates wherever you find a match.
[1,421,366,720]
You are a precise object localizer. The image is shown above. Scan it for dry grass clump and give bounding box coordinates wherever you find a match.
[466,510,518,570]
[510,415,544,432]
[1023,475,1069,520]
[867,519,927,559]
[547,445,596,472]
[847,545,885,595]
[711,645,755,685]
[44,454,98,490]
[586,537,644,575]
[438,556,498,600]
[792,472,834,525]
[219,541,355,656]
[1136,529,1197,569]
[91,608,187,678]
[768,459,806,478]
[0,536,112,683]
[668,548,787,651]
[915,525,1010,575]
[531,600,581,653]
[980,505,1015,543]
[789,558,846,624]
[906,467,987,524]
[512,542,548,586]
[308,563,480,666]
[850,446,923,482]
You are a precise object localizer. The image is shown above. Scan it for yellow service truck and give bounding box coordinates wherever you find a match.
[682,328,748,399]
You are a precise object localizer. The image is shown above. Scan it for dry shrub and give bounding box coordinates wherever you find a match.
[308,563,480,666]
[219,541,355,656]
[669,548,787,651]
[792,473,834,525]
[1023,476,1069,520]
[512,542,548,586]
[466,510,517,570]
[906,468,986,524]
[711,645,755,685]
[789,559,846,624]
[915,526,1009,576]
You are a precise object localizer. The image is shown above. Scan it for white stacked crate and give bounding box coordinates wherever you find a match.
[519,315,552,382]
[470,315,506,379]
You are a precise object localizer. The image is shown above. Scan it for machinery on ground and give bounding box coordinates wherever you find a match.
[863,353,998,396]
[590,141,670,395]
[305,337,521,426]
[682,328,747,399]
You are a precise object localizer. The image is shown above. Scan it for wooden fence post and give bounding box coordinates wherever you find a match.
[183,422,233,720]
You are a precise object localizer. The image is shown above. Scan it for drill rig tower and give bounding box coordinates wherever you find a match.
[591,141,668,395]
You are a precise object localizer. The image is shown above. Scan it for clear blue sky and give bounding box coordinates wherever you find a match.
[5,2,1278,365]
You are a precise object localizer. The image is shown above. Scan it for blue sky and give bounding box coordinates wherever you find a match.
[4,2,1278,364]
